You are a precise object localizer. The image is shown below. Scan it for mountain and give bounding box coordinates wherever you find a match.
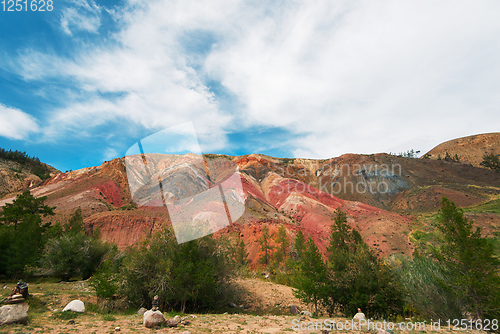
[1,134,499,265]
[423,132,500,166]
[0,154,59,198]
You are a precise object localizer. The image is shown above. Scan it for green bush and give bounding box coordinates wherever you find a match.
[119,227,232,313]
[293,209,405,318]
[89,247,122,299]
[40,208,114,281]
[392,254,462,320]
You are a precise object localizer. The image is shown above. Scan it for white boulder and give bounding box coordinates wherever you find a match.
[353,308,366,321]
[62,300,85,313]
[143,310,166,328]
[0,303,29,325]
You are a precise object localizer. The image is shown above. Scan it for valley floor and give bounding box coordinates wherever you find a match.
[0,279,492,334]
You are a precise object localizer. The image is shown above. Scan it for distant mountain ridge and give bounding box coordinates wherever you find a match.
[423,132,500,166]
[1,134,499,265]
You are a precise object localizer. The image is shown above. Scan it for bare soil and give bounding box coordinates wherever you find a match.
[0,279,490,334]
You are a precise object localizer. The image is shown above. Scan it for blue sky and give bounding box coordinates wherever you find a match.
[1,0,499,172]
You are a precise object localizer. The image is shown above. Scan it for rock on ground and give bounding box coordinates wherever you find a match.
[0,303,29,325]
[353,311,366,321]
[143,310,166,328]
[63,300,85,313]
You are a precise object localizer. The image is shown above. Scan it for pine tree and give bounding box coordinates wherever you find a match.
[294,237,328,314]
[481,153,500,172]
[0,191,55,276]
[325,208,404,317]
[293,230,306,261]
[274,224,289,266]
[433,197,500,320]
[65,207,84,234]
[234,239,249,266]
[0,190,55,227]
[258,225,274,267]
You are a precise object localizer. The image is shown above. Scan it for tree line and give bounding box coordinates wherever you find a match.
[254,204,500,321]
[1,190,499,320]
[0,148,52,180]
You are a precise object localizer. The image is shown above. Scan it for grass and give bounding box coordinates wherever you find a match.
[464,195,500,214]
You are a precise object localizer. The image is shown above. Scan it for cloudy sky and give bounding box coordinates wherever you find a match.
[0,0,499,171]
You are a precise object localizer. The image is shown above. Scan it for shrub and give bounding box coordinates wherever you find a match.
[392,254,462,320]
[119,227,232,313]
[432,197,500,320]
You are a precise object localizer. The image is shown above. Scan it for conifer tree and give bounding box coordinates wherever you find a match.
[325,208,403,317]
[0,190,55,276]
[294,237,328,314]
[0,190,54,227]
[293,229,306,261]
[258,225,274,266]
[234,239,249,266]
[433,197,500,320]
[65,207,84,234]
[481,153,500,172]
[274,224,289,266]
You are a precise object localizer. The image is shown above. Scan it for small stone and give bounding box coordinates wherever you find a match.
[115,326,120,331]
[300,310,312,317]
[68,319,75,324]
[290,305,300,315]
[165,318,178,327]
[137,307,147,316]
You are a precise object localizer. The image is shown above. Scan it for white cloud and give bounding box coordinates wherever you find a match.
[12,0,500,157]
[60,0,102,35]
[103,147,119,161]
[204,0,500,157]
[0,104,40,140]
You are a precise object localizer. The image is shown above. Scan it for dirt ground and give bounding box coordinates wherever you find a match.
[0,279,491,334]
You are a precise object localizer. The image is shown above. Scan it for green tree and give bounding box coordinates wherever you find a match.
[234,239,249,267]
[433,197,500,320]
[0,190,54,227]
[294,238,328,314]
[89,246,122,300]
[274,224,289,266]
[325,208,404,318]
[481,153,500,172]
[0,191,55,276]
[292,230,306,261]
[65,207,84,234]
[120,227,232,312]
[258,225,274,267]
[41,208,113,280]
